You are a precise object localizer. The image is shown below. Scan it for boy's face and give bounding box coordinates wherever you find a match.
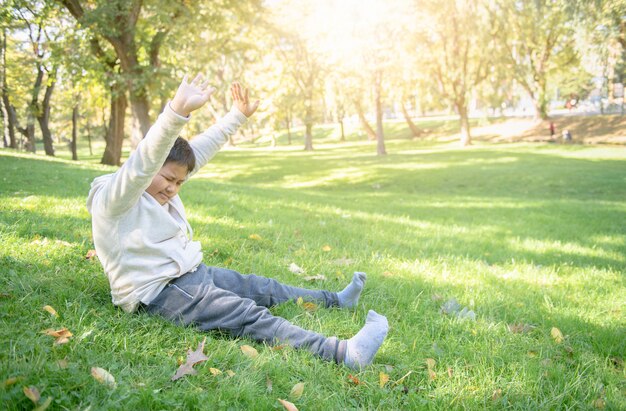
[146,162,189,205]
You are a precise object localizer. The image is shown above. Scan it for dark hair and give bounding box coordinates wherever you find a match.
[165,137,196,173]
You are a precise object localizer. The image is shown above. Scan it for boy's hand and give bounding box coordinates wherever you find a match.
[231,82,260,118]
[170,74,215,117]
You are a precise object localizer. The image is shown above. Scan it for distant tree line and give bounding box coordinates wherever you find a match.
[0,0,624,163]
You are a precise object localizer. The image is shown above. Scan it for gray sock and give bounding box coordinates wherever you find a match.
[344,310,389,370]
[337,272,367,308]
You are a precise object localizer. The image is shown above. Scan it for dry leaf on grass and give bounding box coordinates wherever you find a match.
[91,367,116,388]
[85,250,97,260]
[332,257,355,266]
[43,305,58,317]
[347,374,362,385]
[33,396,52,411]
[426,358,436,381]
[492,388,502,401]
[290,382,304,400]
[172,337,209,381]
[209,368,222,376]
[508,323,534,334]
[550,327,564,344]
[303,275,326,281]
[4,377,22,387]
[379,372,389,388]
[278,398,299,411]
[301,302,318,312]
[248,234,262,241]
[42,328,72,345]
[289,263,304,275]
[57,358,69,369]
[226,370,235,377]
[23,386,40,403]
[240,344,259,359]
[321,245,332,252]
[266,375,273,393]
[593,398,606,409]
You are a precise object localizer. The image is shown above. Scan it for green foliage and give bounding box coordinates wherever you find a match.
[1,140,625,409]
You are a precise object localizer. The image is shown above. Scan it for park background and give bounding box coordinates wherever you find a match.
[1,0,625,410]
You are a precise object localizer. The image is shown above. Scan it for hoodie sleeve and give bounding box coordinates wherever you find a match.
[88,104,189,217]
[187,106,247,177]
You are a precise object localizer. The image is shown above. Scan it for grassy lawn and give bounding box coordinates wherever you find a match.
[1,138,625,409]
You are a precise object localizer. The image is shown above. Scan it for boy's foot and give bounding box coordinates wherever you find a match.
[337,272,367,308]
[344,310,388,370]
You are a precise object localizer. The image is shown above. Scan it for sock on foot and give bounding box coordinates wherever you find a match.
[337,272,367,308]
[344,310,389,370]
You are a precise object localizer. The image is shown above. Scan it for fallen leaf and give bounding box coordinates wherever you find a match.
[85,250,97,260]
[225,370,235,377]
[266,375,273,393]
[382,271,394,278]
[241,344,259,359]
[290,382,304,400]
[57,358,69,369]
[332,257,355,266]
[348,374,362,385]
[322,245,332,252]
[492,388,502,401]
[91,367,116,388]
[249,234,262,241]
[42,328,72,345]
[171,363,197,381]
[592,398,606,409]
[79,330,94,340]
[379,372,389,388]
[172,338,209,381]
[43,305,58,317]
[209,368,222,376]
[447,367,453,378]
[431,293,444,301]
[527,350,538,358]
[289,263,305,275]
[550,327,564,344]
[272,344,286,351]
[23,386,40,403]
[4,377,22,387]
[296,297,304,306]
[278,398,299,411]
[303,275,326,281]
[384,364,394,373]
[186,338,209,365]
[426,358,436,381]
[302,302,318,312]
[33,396,53,411]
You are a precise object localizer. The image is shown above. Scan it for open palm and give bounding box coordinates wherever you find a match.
[171,74,214,117]
[231,82,260,118]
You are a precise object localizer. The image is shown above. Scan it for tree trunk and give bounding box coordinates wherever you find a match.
[71,103,78,160]
[401,101,421,138]
[85,120,93,156]
[303,101,313,151]
[26,67,44,153]
[36,70,57,156]
[286,114,292,145]
[457,102,472,146]
[354,99,376,140]
[101,86,127,166]
[0,28,12,148]
[374,74,387,156]
[129,93,151,148]
[339,119,345,142]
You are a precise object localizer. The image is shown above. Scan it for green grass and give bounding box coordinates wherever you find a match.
[1,138,625,410]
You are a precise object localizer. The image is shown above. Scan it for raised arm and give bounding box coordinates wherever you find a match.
[189,82,259,175]
[89,75,214,216]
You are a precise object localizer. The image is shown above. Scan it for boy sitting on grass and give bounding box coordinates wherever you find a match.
[86,74,388,369]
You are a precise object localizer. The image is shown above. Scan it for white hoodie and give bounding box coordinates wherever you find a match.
[86,104,247,312]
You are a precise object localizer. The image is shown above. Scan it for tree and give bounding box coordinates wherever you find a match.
[495,0,580,120]
[413,0,497,146]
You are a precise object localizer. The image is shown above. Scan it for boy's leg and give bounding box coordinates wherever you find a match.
[145,265,345,362]
[207,265,366,308]
[207,265,340,307]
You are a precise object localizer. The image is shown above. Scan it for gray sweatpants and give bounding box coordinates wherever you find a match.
[145,264,347,362]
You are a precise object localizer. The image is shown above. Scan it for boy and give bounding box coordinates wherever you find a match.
[86,75,388,369]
